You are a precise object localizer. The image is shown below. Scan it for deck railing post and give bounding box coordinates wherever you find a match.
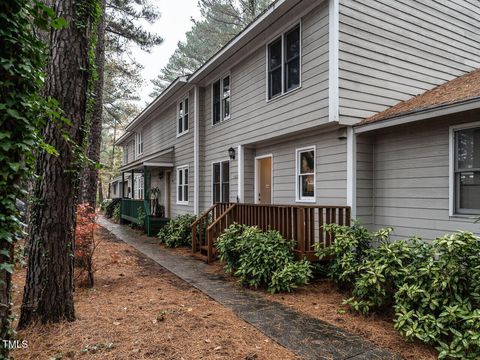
[297,207,306,254]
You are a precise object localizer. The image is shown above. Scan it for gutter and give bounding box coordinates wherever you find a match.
[354,97,480,134]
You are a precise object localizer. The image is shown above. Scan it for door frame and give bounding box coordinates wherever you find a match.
[254,154,274,204]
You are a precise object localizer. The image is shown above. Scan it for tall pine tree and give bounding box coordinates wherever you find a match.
[150,0,273,96]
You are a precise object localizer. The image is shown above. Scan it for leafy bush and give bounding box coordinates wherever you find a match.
[394,232,480,359]
[269,260,313,294]
[75,204,100,287]
[136,206,146,228]
[314,223,387,287]
[346,237,431,314]
[112,203,120,222]
[158,214,197,248]
[216,224,313,293]
[322,224,480,359]
[100,199,112,212]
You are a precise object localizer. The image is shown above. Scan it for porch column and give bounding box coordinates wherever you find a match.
[131,169,135,199]
[121,172,125,198]
[237,144,244,203]
[143,166,149,210]
[347,127,356,219]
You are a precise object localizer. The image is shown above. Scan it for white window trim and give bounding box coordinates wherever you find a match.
[265,21,302,103]
[176,165,189,205]
[295,145,316,203]
[211,73,231,126]
[135,130,143,158]
[211,159,230,204]
[177,96,189,137]
[449,121,480,217]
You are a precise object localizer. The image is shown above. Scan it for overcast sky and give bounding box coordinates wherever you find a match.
[134,0,201,106]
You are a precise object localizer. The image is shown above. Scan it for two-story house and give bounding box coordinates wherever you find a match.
[113,0,480,259]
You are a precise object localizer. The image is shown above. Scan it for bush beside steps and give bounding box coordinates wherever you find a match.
[157,214,196,248]
[216,224,313,294]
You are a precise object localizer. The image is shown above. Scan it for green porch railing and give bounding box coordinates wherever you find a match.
[120,199,145,225]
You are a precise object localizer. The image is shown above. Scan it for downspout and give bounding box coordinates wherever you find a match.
[329,0,340,123]
[193,85,200,215]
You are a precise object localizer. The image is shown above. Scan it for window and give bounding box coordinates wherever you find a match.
[267,24,301,100]
[135,130,143,157]
[177,166,189,204]
[123,145,129,164]
[452,124,480,214]
[296,146,315,202]
[212,161,230,203]
[112,183,117,196]
[135,175,144,200]
[177,97,189,135]
[212,75,230,125]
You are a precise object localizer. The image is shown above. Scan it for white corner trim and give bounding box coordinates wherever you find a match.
[346,127,356,219]
[238,145,244,202]
[193,86,200,215]
[329,0,339,123]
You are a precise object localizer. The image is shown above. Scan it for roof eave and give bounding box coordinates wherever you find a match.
[354,97,480,134]
[188,0,300,84]
[115,76,189,146]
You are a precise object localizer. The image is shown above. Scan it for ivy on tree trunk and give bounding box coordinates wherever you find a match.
[19,0,97,328]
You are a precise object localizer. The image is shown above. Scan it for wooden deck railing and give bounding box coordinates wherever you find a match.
[192,202,350,263]
[120,199,145,224]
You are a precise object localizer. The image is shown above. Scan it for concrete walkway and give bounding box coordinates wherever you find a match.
[98,217,401,360]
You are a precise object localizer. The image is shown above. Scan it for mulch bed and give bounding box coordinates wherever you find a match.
[11,227,298,360]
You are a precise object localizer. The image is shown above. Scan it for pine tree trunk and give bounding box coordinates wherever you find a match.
[82,0,107,209]
[18,0,92,328]
[98,178,104,204]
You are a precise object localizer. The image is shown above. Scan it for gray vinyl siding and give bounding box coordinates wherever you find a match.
[170,89,195,217]
[361,111,480,240]
[338,0,480,124]
[199,2,330,211]
[355,135,373,227]
[254,129,348,206]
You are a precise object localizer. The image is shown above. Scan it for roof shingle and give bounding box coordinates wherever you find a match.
[361,68,480,125]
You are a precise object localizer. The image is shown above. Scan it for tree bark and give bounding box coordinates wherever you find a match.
[19,0,92,328]
[82,0,107,209]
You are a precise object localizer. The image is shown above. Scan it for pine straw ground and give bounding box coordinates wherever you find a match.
[11,227,298,360]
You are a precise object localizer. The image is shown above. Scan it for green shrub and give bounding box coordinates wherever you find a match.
[112,203,120,222]
[269,260,312,294]
[314,223,385,287]
[323,224,480,359]
[216,224,313,293]
[136,206,146,228]
[394,232,480,359]
[158,214,197,248]
[100,199,112,212]
[346,237,431,314]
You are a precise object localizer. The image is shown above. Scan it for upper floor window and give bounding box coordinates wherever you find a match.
[177,165,189,205]
[268,24,301,100]
[135,130,143,157]
[296,146,315,202]
[123,145,129,163]
[452,123,480,215]
[178,97,189,136]
[212,75,230,125]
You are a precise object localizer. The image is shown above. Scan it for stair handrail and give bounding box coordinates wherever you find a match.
[205,203,238,263]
